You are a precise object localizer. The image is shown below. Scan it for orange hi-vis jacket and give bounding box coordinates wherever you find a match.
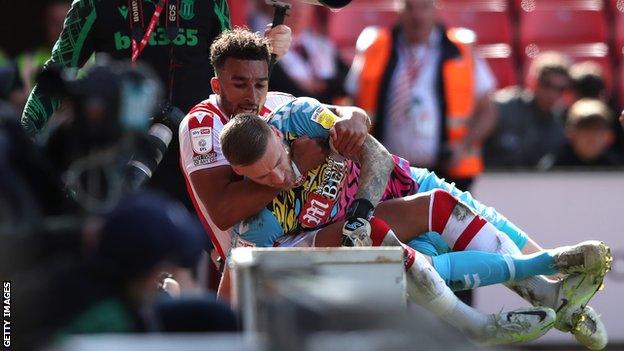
[355,26,483,179]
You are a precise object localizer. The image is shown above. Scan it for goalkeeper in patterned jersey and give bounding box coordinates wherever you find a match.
[219,97,611,349]
[177,28,609,349]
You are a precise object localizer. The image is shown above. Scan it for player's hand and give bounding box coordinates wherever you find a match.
[342,217,372,247]
[330,107,370,159]
[619,110,624,130]
[341,198,375,247]
[265,24,292,60]
[291,136,329,174]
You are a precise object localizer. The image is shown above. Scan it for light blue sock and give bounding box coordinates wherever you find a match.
[431,251,557,291]
[512,251,557,279]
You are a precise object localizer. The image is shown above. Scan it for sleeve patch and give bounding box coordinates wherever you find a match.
[189,125,218,166]
[311,106,337,129]
[235,237,256,248]
[190,127,213,154]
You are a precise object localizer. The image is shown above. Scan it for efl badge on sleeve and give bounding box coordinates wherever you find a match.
[190,127,213,154]
[235,237,256,248]
[311,106,337,129]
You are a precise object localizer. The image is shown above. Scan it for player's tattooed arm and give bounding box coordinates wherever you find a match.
[353,135,394,206]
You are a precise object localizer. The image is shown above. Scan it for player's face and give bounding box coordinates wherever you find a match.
[232,127,296,189]
[212,58,269,117]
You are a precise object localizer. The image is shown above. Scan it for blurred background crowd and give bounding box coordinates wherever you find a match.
[3,0,624,174]
[248,0,624,173]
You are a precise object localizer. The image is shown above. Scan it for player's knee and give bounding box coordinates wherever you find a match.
[430,188,454,201]
[428,189,462,233]
[428,188,458,211]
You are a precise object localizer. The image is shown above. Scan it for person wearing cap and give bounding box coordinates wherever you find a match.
[56,191,217,336]
[539,99,623,169]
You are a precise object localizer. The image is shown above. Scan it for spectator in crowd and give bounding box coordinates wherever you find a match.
[569,60,624,158]
[484,51,570,168]
[54,192,235,337]
[569,61,608,102]
[19,0,291,210]
[0,60,25,118]
[269,4,349,104]
[17,0,70,93]
[345,0,497,192]
[345,0,497,307]
[247,0,274,33]
[6,190,232,350]
[539,99,622,169]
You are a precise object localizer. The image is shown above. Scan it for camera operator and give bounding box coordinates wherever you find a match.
[37,58,184,212]
[20,0,292,210]
[1,61,236,349]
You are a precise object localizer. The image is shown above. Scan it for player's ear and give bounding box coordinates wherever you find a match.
[210,77,221,95]
[231,165,244,176]
[270,125,283,139]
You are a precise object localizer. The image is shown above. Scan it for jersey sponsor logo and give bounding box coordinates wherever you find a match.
[269,153,348,232]
[180,0,195,20]
[114,28,199,50]
[310,106,337,129]
[235,237,256,248]
[301,156,347,228]
[319,157,346,200]
[192,153,217,166]
[131,0,140,22]
[299,193,332,228]
[190,124,217,166]
[168,3,177,21]
[190,127,213,154]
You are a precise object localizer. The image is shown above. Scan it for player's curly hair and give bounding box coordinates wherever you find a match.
[220,113,272,166]
[210,28,271,70]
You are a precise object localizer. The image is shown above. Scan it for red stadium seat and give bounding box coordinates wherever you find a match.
[477,44,518,88]
[328,4,399,61]
[618,61,624,107]
[437,0,513,44]
[519,0,608,47]
[614,2,624,60]
[522,43,614,92]
[227,0,247,27]
[609,0,623,13]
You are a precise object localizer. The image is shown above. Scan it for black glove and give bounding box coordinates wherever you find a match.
[341,198,375,247]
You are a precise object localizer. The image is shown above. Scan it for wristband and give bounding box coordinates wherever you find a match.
[346,198,375,220]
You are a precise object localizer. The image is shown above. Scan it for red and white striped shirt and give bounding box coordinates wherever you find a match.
[179,92,295,258]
